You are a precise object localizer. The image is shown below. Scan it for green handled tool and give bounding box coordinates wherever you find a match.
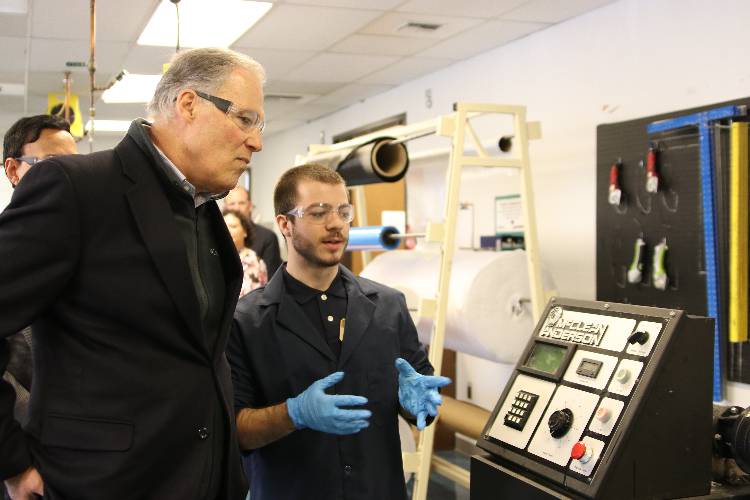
[653,238,668,290]
[627,237,646,284]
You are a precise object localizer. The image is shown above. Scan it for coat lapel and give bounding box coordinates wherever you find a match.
[116,137,206,354]
[262,269,335,362]
[209,201,243,360]
[338,268,377,369]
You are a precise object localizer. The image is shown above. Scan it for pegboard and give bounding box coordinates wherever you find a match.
[596,97,750,386]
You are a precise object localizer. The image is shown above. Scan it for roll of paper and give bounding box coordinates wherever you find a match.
[303,137,409,186]
[360,249,555,365]
[347,226,400,251]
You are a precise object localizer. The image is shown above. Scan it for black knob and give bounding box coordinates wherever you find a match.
[548,408,574,438]
[628,331,649,345]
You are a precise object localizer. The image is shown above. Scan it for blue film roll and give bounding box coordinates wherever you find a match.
[347,226,400,251]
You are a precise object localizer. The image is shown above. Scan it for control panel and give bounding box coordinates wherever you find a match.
[475,298,713,500]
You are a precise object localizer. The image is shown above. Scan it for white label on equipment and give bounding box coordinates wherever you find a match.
[527,386,600,466]
[487,374,556,450]
[538,308,636,352]
[562,350,619,391]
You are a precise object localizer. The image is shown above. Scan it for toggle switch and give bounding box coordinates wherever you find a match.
[628,330,649,345]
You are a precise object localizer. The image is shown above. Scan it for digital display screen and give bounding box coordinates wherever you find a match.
[524,342,567,374]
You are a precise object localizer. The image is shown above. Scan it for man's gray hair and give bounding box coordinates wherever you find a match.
[146,47,265,118]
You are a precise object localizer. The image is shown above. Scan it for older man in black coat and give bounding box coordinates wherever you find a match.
[0,48,265,500]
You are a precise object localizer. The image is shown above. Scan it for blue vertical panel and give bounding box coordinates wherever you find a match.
[647,105,746,401]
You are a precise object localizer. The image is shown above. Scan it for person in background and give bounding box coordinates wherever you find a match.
[223,208,268,297]
[225,185,282,277]
[0,48,264,500]
[227,163,450,500]
[1,114,77,427]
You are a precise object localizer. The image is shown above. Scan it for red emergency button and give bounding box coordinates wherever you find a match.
[571,441,593,464]
[571,441,587,460]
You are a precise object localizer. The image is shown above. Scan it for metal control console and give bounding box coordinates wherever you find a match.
[473,298,714,500]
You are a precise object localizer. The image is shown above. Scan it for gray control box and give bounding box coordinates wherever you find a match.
[474,298,713,500]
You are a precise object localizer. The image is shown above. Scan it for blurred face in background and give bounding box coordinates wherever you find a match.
[223,212,247,252]
[225,186,252,219]
[5,128,77,186]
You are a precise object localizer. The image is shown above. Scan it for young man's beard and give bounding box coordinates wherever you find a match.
[291,228,347,269]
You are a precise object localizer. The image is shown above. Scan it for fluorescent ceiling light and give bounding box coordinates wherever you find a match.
[0,0,27,15]
[138,0,273,48]
[85,120,132,133]
[0,83,25,96]
[101,74,161,103]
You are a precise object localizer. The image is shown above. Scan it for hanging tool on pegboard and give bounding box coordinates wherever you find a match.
[627,236,646,284]
[609,158,623,206]
[653,238,668,291]
[645,143,659,193]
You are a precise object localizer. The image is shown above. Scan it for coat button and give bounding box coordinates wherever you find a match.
[209,248,218,256]
[198,427,209,440]
[343,465,352,475]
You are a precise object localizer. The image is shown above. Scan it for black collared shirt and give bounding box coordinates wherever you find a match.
[283,268,347,359]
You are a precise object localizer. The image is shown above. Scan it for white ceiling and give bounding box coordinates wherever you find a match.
[0,0,616,138]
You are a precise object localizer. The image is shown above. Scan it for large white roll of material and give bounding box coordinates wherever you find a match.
[360,249,554,365]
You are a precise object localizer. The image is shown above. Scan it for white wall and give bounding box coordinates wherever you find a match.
[250,0,750,408]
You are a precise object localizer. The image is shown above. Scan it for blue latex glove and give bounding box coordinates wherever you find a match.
[396,358,452,430]
[286,371,371,435]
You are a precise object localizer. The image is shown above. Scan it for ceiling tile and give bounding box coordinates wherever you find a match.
[285,53,399,83]
[329,34,435,57]
[233,4,382,50]
[88,102,149,120]
[359,12,482,39]
[0,36,28,72]
[0,95,24,114]
[315,83,393,105]
[398,0,528,18]
[501,0,615,23]
[265,79,342,95]
[121,46,178,74]
[31,0,157,42]
[232,47,318,80]
[264,93,319,121]
[358,56,453,85]
[418,20,547,60]
[26,70,90,96]
[30,38,130,73]
[0,95,48,116]
[282,101,344,122]
[278,0,403,9]
[264,118,306,136]
[0,13,29,37]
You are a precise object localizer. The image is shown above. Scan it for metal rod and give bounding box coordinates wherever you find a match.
[23,0,33,114]
[63,71,72,123]
[88,0,96,152]
[388,130,436,145]
[387,232,426,239]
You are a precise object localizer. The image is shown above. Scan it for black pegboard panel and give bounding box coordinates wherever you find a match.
[596,97,750,383]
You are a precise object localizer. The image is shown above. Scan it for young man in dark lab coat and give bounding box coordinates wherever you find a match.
[228,163,450,500]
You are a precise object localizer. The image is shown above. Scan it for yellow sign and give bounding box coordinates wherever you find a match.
[47,93,83,139]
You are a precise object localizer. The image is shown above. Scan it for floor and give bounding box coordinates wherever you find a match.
[406,450,471,500]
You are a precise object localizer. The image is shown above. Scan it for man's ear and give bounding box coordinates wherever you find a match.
[4,158,19,187]
[276,214,292,238]
[174,89,199,121]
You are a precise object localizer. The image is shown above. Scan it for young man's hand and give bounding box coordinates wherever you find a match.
[287,371,371,435]
[396,358,451,429]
